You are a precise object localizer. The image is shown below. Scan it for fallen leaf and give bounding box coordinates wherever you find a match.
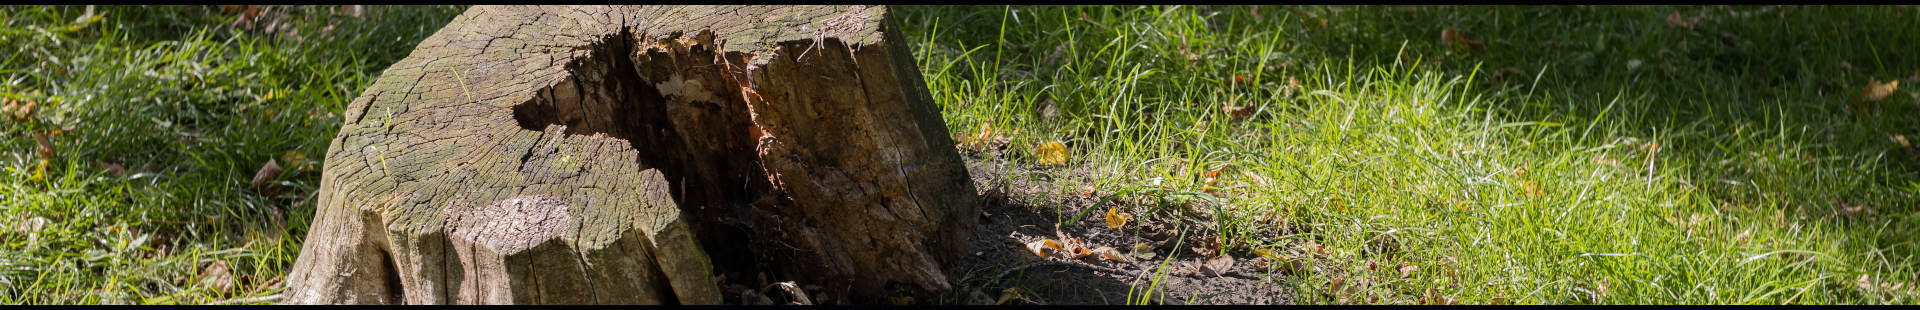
[1328,277,1347,297]
[1222,103,1254,119]
[1066,243,1093,259]
[7,101,34,122]
[1864,79,1900,102]
[1191,246,1217,258]
[1231,74,1249,85]
[1288,7,1327,31]
[959,122,998,150]
[33,132,55,158]
[1241,170,1271,186]
[1665,11,1695,30]
[997,287,1023,305]
[1130,243,1158,260]
[1035,140,1069,166]
[1092,246,1130,262]
[251,159,283,189]
[13,217,49,235]
[201,260,234,293]
[1202,255,1235,277]
[1024,239,1061,258]
[282,151,310,173]
[29,160,47,183]
[1252,248,1280,261]
[1105,206,1128,229]
[1399,265,1419,279]
[1440,27,1484,52]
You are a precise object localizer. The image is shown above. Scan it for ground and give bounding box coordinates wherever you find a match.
[3,5,1919,305]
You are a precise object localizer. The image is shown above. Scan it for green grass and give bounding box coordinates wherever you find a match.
[897,5,1918,304]
[2,5,1916,305]
[0,5,462,304]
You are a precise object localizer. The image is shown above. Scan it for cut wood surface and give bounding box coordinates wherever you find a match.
[284,5,979,304]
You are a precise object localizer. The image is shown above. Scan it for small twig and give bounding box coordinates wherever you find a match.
[980,259,1138,287]
[208,293,282,305]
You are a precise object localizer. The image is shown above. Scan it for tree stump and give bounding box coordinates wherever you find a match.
[285,5,980,304]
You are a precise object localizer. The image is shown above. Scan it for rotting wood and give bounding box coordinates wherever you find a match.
[285,5,979,305]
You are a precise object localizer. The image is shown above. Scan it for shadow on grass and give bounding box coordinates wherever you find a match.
[1308,5,1920,269]
[896,5,1920,302]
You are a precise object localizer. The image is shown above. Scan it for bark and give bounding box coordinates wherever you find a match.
[284,5,979,305]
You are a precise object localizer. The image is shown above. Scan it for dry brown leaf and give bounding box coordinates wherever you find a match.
[32,132,55,158]
[251,158,283,189]
[201,260,234,293]
[1104,207,1130,229]
[1024,239,1061,258]
[1440,27,1484,52]
[1241,170,1271,186]
[13,217,49,235]
[1665,11,1695,30]
[8,101,34,122]
[1067,244,1093,259]
[1864,79,1900,102]
[1092,246,1130,262]
[1202,255,1235,277]
[1399,265,1420,279]
[997,287,1023,305]
[1222,103,1254,120]
[1288,7,1327,31]
[1231,74,1249,85]
[1328,277,1348,297]
[102,162,126,177]
[1035,140,1069,166]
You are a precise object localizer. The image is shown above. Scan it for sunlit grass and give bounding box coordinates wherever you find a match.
[0,5,462,304]
[899,5,1918,304]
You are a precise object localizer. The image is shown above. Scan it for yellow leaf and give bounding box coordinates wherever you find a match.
[1025,239,1064,258]
[1104,208,1129,229]
[1865,79,1900,102]
[30,159,48,183]
[1035,140,1069,166]
[1252,248,1281,261]
[1068,245,1093,259]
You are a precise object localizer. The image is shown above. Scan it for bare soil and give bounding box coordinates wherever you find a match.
[935,155,1296,305]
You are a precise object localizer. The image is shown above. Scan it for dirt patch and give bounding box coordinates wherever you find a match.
[934,155,1295,305]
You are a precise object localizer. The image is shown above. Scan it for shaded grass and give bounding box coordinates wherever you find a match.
[897,5,1918,304]
[1,5,462,304]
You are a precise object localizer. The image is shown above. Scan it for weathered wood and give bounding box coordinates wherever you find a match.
[285,5,980,305]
